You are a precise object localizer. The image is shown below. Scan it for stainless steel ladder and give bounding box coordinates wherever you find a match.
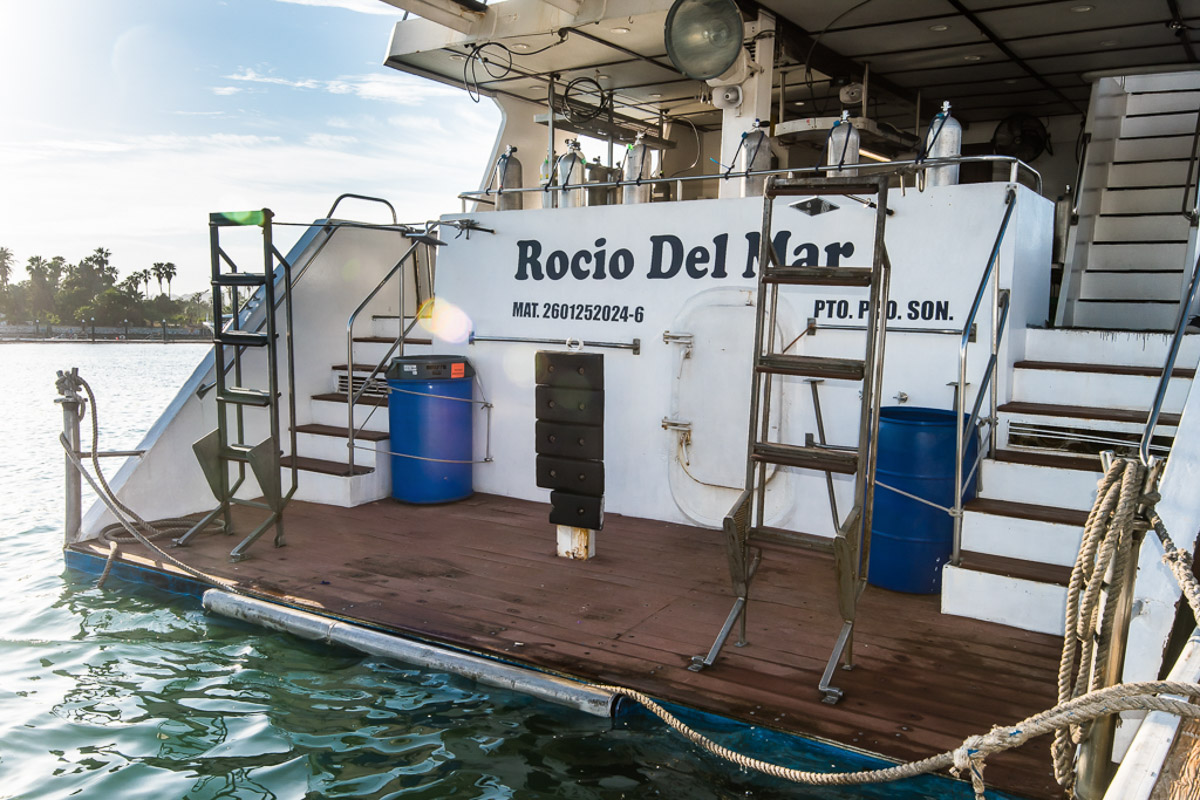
[178,208,297,561]
[691,174,892,704]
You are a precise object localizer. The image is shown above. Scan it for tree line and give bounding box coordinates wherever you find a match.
[0,246,210,329]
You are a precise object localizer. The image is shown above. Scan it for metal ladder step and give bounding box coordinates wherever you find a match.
[214,272,269,287]
[218,387,274,407]
[761,266,873,287]
[751,442,859,474]
[767,176,886,197]
[214,330,271,347]
[757,354,865,381]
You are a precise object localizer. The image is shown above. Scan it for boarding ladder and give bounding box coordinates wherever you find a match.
[691,174,891,704]
[179,209,297,561]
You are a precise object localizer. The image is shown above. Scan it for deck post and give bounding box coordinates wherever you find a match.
[556,525,596,559]
[55,373,84,546]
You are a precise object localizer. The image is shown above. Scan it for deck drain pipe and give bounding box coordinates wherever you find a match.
[202,589,615,718]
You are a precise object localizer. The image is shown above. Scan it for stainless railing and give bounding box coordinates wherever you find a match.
[1140,106,1200,465]
[345,235,434,473]
[1070,132,1092,221]
[952,187,1017,565]
[461,154,1041,209]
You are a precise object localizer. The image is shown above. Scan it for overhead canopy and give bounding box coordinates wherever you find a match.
[380,0,1200,131]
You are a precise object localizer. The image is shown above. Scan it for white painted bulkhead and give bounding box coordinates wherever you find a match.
[429,181,1051,535]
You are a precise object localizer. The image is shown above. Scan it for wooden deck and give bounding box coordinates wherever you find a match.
[72,493,1064,799]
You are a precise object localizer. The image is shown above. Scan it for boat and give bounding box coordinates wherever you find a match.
[53,2,1200,797]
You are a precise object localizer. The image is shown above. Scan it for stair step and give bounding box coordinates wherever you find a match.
[1109,160,1191,188]
[761,266,873,287]
[1126,89,1200,115]
[1085,240,1189,270]
[962,503,1087,566]
[977,458,1100,513]
[1111,136,1195,163]
[940,562,1067,635]
[215,330,271,347]
[993,448,1103,472]
[956,550,1073,588]
[214,272,269,287]
[998,401,1177,427]
[1092,213,1191,242]
[964,496,1088,527]
[352,336,434,346]
[1023,328,1200,367]
[751,442,858,474]
[1121,112,1199,139]
[1070,299,1181,332]
[280,454,372,477]
[313,392,388,407]
[293,423,389,442]
[218,388,274,407]
[1014,360,1195,379]
[757,354,864,380]
[1124,73,1200,93]
[1078,269,1185,301]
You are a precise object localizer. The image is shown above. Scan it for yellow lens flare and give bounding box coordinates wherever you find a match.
[417,298,472,344]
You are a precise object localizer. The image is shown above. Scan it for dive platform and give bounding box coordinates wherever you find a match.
[68,493,1062,799]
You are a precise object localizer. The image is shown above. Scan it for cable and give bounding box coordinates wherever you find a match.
[666,116,701,178]
[560,76,610,123]
[801,0,880,117]
[461,33,568,103]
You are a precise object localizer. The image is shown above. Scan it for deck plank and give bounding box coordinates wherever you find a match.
[73,493,1063,799]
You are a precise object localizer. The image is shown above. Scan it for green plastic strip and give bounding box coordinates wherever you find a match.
[211,210,267,227]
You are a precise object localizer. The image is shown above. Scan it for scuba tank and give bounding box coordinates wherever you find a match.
[622,132,651,205]
[922,101,963,187]
[826,111,860,178]
[493,145,523,211]
[741,120,772,197]
[556,138,587,208]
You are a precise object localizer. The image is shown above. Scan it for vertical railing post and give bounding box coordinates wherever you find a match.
[55,370,84,545]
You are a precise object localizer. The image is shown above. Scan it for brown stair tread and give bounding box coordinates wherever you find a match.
[957,551,1073,587]
[1014,360,1195,379]
[281,454,372,477]
[331,364,394,373]
[993,448,1104,472]
[998,401,1179,427]
[352,336,433,345]
[964,497,1089,527]
[293,423,388,442]
[313,392,387,407]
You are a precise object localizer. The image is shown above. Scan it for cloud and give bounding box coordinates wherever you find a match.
[273,0,403,15]
[212,86,243,96]
[228,68,459,106]
[305,133,358,147]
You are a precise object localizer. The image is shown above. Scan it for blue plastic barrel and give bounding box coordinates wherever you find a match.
[386,356,474,504]
[867,406,979,594]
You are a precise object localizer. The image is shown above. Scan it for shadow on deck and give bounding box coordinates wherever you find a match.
[70,493,1062,799]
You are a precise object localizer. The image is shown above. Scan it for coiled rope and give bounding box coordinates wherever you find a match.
[601,456,1200,799]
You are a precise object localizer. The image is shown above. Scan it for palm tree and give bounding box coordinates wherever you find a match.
[137,269,152,298]
[161,262,177,297]
[151,262,166,296]
[0,247,12,289]
[26,255,48,283]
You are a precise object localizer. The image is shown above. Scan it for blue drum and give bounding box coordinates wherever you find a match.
[386,356,474,504]
[867,406,979,594]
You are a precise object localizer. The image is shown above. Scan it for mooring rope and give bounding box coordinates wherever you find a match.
[601,456,1200,799]
[58,373,238,592]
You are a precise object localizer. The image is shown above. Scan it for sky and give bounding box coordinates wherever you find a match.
[0,0,501,296]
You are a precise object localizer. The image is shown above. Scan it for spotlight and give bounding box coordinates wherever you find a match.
[664,0,744,82]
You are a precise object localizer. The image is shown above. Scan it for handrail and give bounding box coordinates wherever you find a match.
[1071,131,1092,221]
[1182,109,1200,222]
[346,238,426,473]
[326,193,398,225]
[464,154,1042,201]
[1140,247,1200,465]
[952,187,1017,566]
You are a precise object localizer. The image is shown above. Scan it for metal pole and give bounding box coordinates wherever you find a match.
[90,317,95,343]
[58,393,83,545]
[162,319,167,343]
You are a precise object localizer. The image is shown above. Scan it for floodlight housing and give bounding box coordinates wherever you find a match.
[664,0,744,82]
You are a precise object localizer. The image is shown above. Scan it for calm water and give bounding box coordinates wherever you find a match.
[0,343,981,800]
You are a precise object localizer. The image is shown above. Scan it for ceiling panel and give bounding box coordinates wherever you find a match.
[974,1,1174,39]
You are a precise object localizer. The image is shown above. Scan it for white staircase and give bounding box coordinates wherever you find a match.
[1065,71,1200,331]
[941,328,1199,634]
[283,315,431,507]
